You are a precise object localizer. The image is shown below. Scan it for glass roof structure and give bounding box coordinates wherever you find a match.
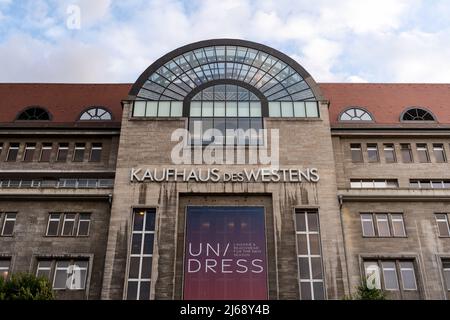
[131,40,322,103]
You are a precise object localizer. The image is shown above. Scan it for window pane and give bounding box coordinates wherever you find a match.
[401,144,413,163]
[295,212,306,232]
[23,144,36,162]
[364,262,381,289]
[143,234,154,254]
[436,216,450,237]
[367,144,379,162]
[299,258,310,279]
[131,234,142,254]
[249,102,261,117]
[127,281,138,300]
[307,213,319,232]
[300,282,312,300]
[384,145,396,163]
[311,257,323,279]
[400,262,417,290]
[190,102,201,117]
[238,102,250,117]
[309,234,320,255]
[158,101,171,117]
[202,102,213,117]
[351,144,363,162]
[129,257,140,279]
[90,144,102,162]
[382,261,399,290]
[145,211,156,231]
[133,101,146,117]
[268,102,281,117]
[226,102,238,117]
[57,144,68,162]
[313,282,325,300]
[281,102,293,117]
[297,234,308,255]
[141,257,153,279]
[361,214,375,237]
[305,102,318,117]
[73,144,85,162]
[134,211,145,231]
[78,219,90,236]
[2,220,15,236]
[294,102,306,117]
[40,144,52,162]
[139,281,151,300]
[391,214,406,237]
[170,102,183,117]
[433,145,446,163]
[54,268,68,289]
[417,144,429,163]
[145,102,158,117]
[214,101,225,117]
[376,214,391,237]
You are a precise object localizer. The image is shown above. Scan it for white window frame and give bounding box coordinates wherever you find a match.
[39,143,53,161]
[126,210,155,300]
[1,212,17,236]
[295,210,325,300]
[399,262,418,291]
[23,143,36,161]
[77,214,91,236]
[6,143,19,161]
[61,213,76,236]
[89,143,103,162]
[36,261,52,279]
[0,259,11,280]
[376,214,391,237]
[56,143,69,161]
[46,213,61,236]
[433,144,446,163]
[442,260,450,292]
[391,214,406,237]
[360,214,375,237]
[383,144,396,162]
[381,261,400,291]
[52,260,88,290]
[416,144,430,162]
[436,214,450,237]
[364,262,381,289]
[367,144,379,162]
[73,143,86,161]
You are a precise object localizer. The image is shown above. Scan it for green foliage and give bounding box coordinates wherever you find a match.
[0,273,55,300]
[344,279,387,300]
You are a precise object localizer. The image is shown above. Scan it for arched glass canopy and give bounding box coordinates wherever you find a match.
[135,45,316,102]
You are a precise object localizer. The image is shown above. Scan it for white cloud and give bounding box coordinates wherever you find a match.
[0,0,449,83]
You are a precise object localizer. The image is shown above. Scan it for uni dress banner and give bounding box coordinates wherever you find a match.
[183,206,268,300]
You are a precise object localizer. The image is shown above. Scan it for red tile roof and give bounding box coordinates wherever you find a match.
[1,83,449,126]
[0,83,130,124]
[320,83,450,125]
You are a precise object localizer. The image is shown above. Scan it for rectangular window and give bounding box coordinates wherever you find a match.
[416,144,430,163]
[436,214,450,237]
[399,261,417,290]
[376,214,391,237]
[23,143,36,162]
[73,143,86,162]
[360,214,375,237]
[382,261,399,290]
[0,143,3,157]
[295,209,325,300]
[53,260,88,290]
[433,144,446,163]
[1,212,17,236]
[384,144,396,163]
[350,179,399,189]
[6,143,19,162]
[442,260,450,292]
[400,144,413,163]
[350,144,363,162]
[126,208,156,300]
[89,143,102,162]
[391,214,406,237]
[46,213,61,236]
[40,143,53,162]
[364,260,418,293]
[361,213,405,238]
[367,144,379,162]
[61,213,76,236]
[36,260,52,280]
[77,213,91,236]
[56,143,69,162]
[0,259,10,281]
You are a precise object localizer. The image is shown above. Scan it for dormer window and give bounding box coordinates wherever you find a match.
[401,108,436,121]
[17,107,51,121]
[79,107,112,120]
[339,108,373,121]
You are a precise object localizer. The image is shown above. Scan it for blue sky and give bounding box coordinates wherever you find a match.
[0,0,449,83]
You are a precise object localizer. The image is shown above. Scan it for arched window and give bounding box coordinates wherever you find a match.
[188,84,262,145]
[17,107,51,121]
[79,107,112,120]
[401,108,436,121]
[339,108,373,121]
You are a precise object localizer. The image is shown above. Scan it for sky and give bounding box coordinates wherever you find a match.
[0,0,449,83]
